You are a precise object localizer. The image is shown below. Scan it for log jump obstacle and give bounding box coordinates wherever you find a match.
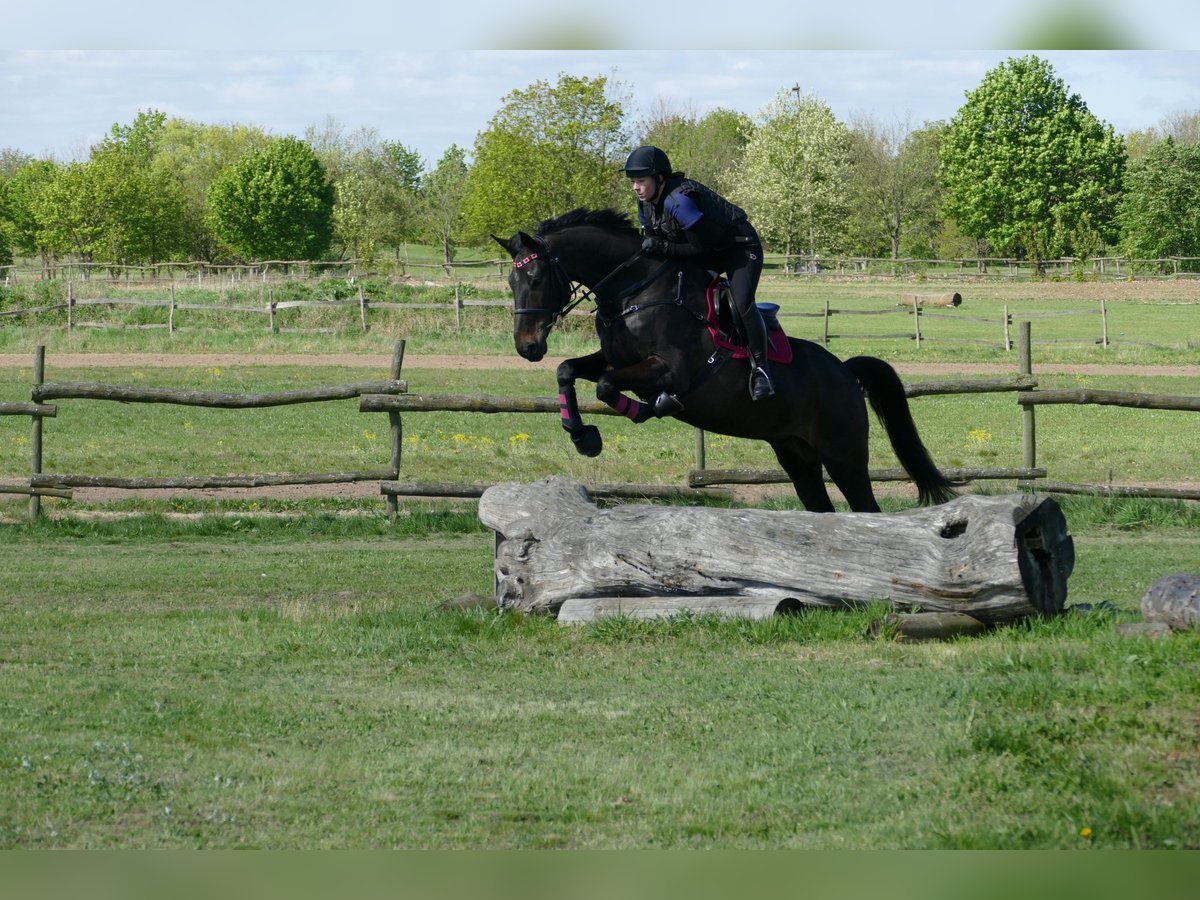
[479,476,1075,628]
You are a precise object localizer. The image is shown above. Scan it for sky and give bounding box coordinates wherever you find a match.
[4,2,1200,168]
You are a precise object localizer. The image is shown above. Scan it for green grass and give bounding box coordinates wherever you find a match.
[2,274,1199,364]
[0,501,1196,849]
[0,278,1197,849]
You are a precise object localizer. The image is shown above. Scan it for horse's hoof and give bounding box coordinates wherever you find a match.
[571,425,603,457]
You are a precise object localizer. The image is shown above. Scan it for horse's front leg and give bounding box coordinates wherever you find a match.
[557,351,609,457]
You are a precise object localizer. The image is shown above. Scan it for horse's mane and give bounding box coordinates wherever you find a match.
[535,207,639,240]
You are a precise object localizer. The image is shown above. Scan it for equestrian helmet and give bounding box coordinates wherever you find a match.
[624,145,672,178]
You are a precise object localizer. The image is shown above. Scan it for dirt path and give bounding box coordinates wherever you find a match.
[1,351,1197,378]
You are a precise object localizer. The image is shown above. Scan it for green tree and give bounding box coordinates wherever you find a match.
[30,161,109,270]
[847,115,947,260]
[731,87,853,264]
[637,101,752,197]
[207,136,335,261]
[306,119,424,264]
[155,119,271,262]
[938,55,1125,269]
[460,73,629,239]
[1118,137,1200,270]
[1,156,57,271]
[87,110,188,266]
[419,145,469,266]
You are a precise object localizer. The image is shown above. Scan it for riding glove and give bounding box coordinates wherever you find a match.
[641,236,671,256]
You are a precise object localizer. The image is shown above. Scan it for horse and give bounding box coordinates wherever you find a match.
[492,207,956,513]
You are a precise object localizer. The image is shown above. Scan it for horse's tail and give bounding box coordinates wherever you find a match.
[844,355,957,506]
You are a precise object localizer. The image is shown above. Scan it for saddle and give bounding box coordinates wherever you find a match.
[704,276,793,365]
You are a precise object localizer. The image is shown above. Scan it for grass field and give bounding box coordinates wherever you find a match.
[1,501,1197,849]
[1,277,1197,849]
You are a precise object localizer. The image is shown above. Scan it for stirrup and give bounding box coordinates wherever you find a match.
[653,392,685,417]
[749,366,775,400]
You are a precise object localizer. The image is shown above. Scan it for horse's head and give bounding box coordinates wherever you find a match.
[492,230,571,362]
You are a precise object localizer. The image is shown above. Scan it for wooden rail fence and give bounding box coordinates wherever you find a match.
[5,324,1198,516]
[0,282,1156,350]
[4,343,408,520]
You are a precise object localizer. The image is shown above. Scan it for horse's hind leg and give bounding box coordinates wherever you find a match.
[823,457,881,513]
[770,439,836,513]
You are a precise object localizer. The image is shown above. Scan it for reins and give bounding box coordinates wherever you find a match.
[512,236,706,332]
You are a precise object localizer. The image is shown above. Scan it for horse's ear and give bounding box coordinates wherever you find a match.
[491,234,515,255]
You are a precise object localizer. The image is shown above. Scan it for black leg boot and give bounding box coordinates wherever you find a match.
[741,305,776,400]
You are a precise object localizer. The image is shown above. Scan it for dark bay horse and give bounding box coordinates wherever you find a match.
[493,207,955,513]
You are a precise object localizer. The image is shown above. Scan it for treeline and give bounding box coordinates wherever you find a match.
[3,55,1200,277]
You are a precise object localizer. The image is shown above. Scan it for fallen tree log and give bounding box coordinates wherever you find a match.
[478,476,1074,622]
[901,292,962,308]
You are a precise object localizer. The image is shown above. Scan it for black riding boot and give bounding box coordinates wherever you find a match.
[740,304,776,400]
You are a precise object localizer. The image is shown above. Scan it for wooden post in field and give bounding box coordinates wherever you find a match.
[66,281,74,334]
[822,300,830,344]
[169,283,176,334]
[387,340,406,521]
[1003,304,1011,350]
[358,284,368,333]
[912,295,922,349]
[1020,321,1036,471]
[455,286,463,330]
[1100,298,1109,348]
[269,290,277,333]
[29,346,45,521]
[694,428,706,472]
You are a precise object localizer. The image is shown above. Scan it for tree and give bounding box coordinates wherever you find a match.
[846,115,946,260]
[636,101,752,197]
[419,145,469,266]
[155,119,271,262]
[938,55,1125,269]
[86,110,188,266]
[1118,137,1200,270]
[30,161,109,270]
[731,88,853,263]
[460,73,629,240]
[1,157,57,272]
[207,136,335,261]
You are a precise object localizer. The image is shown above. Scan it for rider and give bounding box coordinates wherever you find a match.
[624,145,775,400]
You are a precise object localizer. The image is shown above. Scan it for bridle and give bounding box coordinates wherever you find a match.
[510,235,687,335]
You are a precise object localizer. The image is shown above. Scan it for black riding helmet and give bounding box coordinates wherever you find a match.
[624,145,672,178]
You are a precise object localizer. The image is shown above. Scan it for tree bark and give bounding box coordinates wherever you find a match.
[479,476,1074,622]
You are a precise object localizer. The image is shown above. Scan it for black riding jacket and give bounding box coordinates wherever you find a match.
[637,175,760,263]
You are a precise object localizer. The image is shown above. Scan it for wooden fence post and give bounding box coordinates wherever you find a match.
[269,289,277,333]
[1003,304,1011,351]
[912,295,922,349]
[694,428,706,472]
[358,285,368,333]
[1020,321,1036,471]
[455,286,463,330]
[1100,298,1109,349]
[67,281,74,334]
[169,282,176,334]
[822,300,830,344]
[387,339,406,522]
[29,346,45,522]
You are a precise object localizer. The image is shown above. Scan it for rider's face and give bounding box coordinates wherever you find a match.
[629,175,660,203]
